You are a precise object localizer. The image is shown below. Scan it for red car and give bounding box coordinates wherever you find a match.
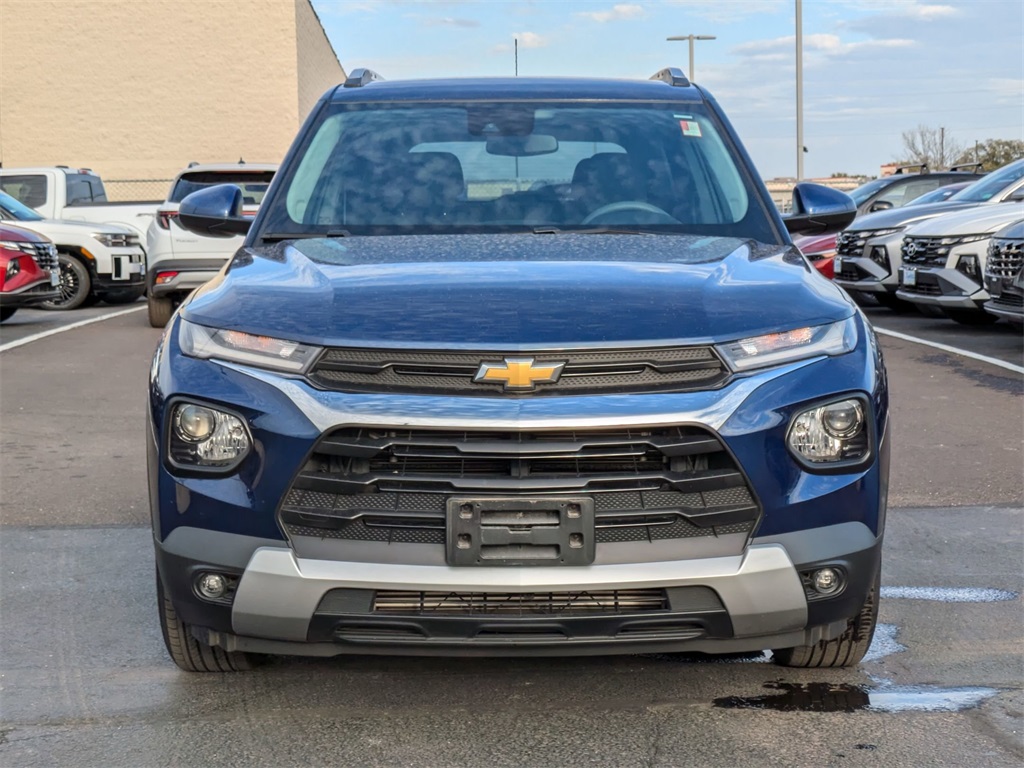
[795,232,839,279]
[0,223,60,322]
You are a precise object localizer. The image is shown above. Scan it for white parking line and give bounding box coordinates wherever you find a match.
[0,305,147,354]
[874,327,1024,375]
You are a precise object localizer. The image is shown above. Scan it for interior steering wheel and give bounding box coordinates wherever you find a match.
[580,200,679,226]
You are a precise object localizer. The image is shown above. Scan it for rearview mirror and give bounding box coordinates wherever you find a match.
[486,134,559,157]
[868,200,894,213]
[178,184,252,238]
[784,183,857,236]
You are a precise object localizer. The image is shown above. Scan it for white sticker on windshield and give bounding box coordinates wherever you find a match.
[679,120,702,138]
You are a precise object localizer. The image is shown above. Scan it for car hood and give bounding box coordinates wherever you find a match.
[904,205,1024,237]
[849,200,983,231]
[13,218,134,237]
[183,234,855,347]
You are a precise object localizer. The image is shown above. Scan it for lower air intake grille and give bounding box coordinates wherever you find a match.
[372,589,668,615]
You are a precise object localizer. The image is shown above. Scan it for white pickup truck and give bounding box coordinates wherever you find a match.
[0,167,159,243]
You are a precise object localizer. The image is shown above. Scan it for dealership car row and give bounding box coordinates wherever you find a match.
[0,157,1022,328]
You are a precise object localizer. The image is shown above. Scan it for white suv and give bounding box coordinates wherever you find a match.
[145,162,276,326]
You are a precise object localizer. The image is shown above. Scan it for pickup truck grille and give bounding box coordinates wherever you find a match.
[307,346,729,396]
[986,239,1023,278]
[279,426,759,545]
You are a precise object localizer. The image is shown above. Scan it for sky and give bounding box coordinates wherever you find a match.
[310,0,1023,180]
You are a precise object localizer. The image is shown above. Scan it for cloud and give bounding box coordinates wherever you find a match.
[661,0,785,23]
[733,33,915,58]
[493,31,548,53]
[420,16,480,28]
[577,4,645,23]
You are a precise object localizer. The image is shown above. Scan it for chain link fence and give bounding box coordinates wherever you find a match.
[103,179,172,202]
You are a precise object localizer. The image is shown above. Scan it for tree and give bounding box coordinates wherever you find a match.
[896,125,966,170]
[954,139,1024,172]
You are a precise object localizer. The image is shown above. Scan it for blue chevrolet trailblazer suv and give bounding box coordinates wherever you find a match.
[148,68,889,671]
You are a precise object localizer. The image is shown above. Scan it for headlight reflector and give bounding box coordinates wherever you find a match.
[788,397,869,466]
[179,319,321,373]
[169,402,250,468]
[716,317,857,372]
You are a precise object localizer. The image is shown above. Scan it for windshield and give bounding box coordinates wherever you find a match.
[949,160,1024,203]
[0,191,45,221]
[905,183,969,206]
[258,101,776,242]
[849,177,894,206]
[170,171,276,204]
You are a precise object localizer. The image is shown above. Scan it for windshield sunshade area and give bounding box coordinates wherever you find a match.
[261,101,776,242]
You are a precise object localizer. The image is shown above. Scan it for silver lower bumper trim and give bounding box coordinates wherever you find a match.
[231,544,808,642]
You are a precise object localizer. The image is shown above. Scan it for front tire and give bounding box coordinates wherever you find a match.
[102,285,146,305]
[148,295,176,327]
[41,253,92,310]
[157,572,252,672]
[0,307,16,322]
[772,565,879,668]
[942,308,999,326]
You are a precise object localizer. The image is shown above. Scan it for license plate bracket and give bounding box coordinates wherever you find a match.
[446,497,595,567]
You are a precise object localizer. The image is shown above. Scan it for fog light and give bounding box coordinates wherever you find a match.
[175,404,216,442]
[197,572,227,599]
[812,568,841,595]
[869,245,889,270]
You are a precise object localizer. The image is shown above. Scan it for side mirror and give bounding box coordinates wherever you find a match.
[869,200,894,213]
[178,184,252,238]
[784,183,857,236]
[1005,188,1024,202]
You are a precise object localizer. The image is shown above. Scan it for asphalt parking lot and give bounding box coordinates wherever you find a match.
[0,304,1021,767]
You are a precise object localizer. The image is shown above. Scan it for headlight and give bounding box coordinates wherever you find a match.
[178,318,322,373]
[0,240,34,253]
[169,402,251,469]
[716,317,857,372]
[92,232,139,248]
[788,397,870,468]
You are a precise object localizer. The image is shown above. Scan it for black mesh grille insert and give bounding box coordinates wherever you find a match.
[279,426,760,545]
[372,589,668,615]
[306,346,729,396]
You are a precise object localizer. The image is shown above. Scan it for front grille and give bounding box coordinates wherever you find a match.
[900,281,943,296]
[280,427,759,545]
[372,589,668,615]
[307,346,729,396]
[23,242,58,270]
[902,236,966,266]
[992,294,1024,309]
[986,239,1024,278]
[836,229,893,257]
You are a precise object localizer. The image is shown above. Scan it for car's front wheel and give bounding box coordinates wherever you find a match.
[157,572,253,672]
[0,307,16,322]
[772,564,879,668]
[41,253,92,310]
[148,295,176,327]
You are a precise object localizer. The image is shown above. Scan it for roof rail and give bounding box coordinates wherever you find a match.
[949,162,983,173]
[344,68,384,88]
[650,67,691,88]
[894,163,928,175]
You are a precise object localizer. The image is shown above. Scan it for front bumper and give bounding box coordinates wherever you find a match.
[895,266,987,309]
[93,247,146,289]
[156,521,881,657]
[833,236,903,294]
[0,278,60,308]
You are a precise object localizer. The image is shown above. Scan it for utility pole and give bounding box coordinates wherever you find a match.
[666,34,717,82]
[796,0,804,181]
[514,38,518,77]
[940,126,945,166]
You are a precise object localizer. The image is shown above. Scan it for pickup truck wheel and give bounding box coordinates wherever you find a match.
[148,296,176,327]
[41,253,92,311]
[157,572,252,672]
[0,307,17,322]
[772,564,879,668]
[102,286,146,305]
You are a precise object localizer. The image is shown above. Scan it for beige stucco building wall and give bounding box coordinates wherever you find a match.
[0,0,344,198]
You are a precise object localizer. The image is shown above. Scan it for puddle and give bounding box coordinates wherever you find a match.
[881,586,1018,602]
[861,623,907,663]
[713,682,1000,713]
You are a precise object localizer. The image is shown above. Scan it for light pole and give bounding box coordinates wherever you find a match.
[666,34,717,82]
[795,0,804,180]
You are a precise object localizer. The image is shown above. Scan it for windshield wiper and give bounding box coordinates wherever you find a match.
[532,226,667,236]
[261,230,352,242]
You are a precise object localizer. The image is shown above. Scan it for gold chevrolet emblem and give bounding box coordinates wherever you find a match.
[473,357,566,391]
